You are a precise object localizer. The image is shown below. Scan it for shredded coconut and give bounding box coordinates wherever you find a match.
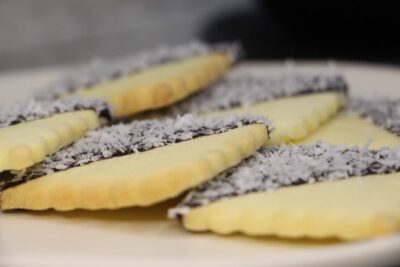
[0,98,111,128]
[154,72,347,116]
[0,114,271,190]
[35,41,240,100]
[351,98,400,135]
[169,142,400,218]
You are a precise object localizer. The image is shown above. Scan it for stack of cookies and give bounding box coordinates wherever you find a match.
[1,41,399,242]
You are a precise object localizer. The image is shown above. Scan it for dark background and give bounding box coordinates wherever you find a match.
[204,1,400,65]
[1,0,400,71]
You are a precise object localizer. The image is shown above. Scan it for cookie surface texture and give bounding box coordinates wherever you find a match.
[180,173,400,240]
[208,92,345,145]
[0,110,100,172]
[0,124,268,210]
[298,114,400,149]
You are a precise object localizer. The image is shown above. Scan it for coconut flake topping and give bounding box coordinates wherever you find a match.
[155,72,347,116]
[0,98,111,128]
[35,41,240,100]
[351,98,400,135]
[169,142,400,218]
[0,114,271,190]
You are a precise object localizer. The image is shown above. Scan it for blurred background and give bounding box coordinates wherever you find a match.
[1,0,400,72]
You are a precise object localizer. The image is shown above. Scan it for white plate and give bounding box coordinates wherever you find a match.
[1,62,400,267]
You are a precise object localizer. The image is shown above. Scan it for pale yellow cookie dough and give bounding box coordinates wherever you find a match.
[297,114,400,149]
[208,92,346,145]
[0,110,100,172]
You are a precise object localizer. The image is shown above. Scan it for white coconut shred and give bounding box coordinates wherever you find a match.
[153,71,347,116]
[351,98,400,135]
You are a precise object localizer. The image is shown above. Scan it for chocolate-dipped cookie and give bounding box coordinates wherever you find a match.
[0,98,110,173]
[170,142,400,240]
[1,114,271,210]
[36,41,238,118]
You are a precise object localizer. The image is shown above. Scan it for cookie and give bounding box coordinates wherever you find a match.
[298,114,400,149]
[0,98,110,172]
[170,142,400,240]
[149,72,348,144]
[298,98,400,148]
[36,42,238,118]
[177,173,400,241]
[211,92,346,145]
[0,114,271,210]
